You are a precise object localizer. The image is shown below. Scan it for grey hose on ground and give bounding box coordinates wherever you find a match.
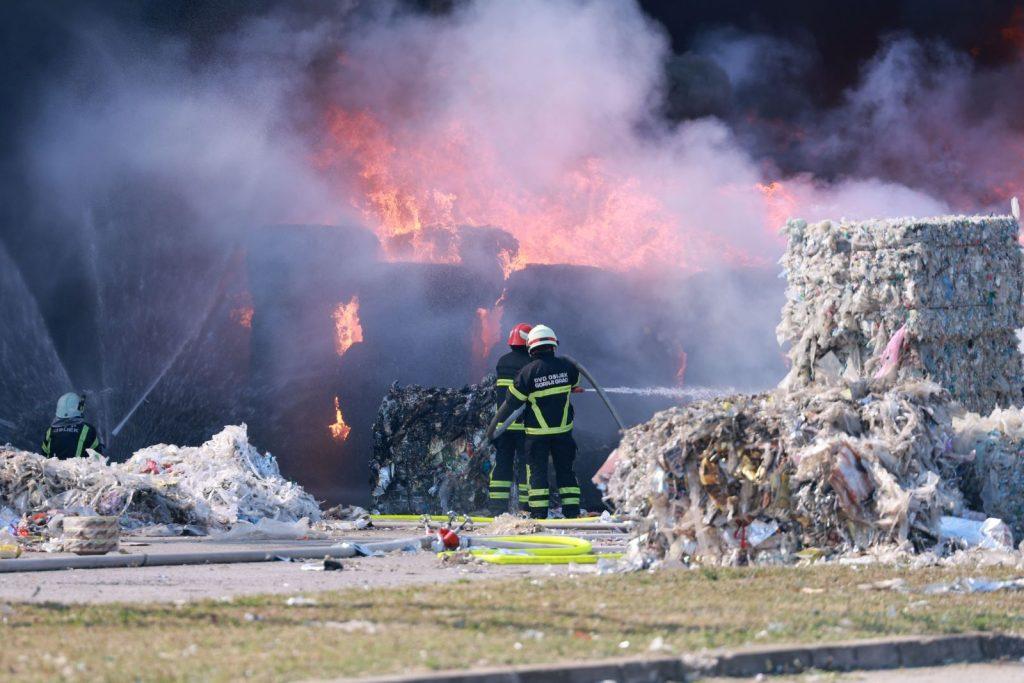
[561,354,626,432]
[0,536,432,574]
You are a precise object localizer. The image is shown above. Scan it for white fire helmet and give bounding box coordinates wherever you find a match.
[56,392,85,419]
[527,324,558,351]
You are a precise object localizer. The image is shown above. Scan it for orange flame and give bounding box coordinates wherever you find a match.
[756,181,799,231]
[315,106,729,272]
[231,305,254,329]
[472,304,503,366]
[329,396,351,442]
[332,296,364,357]
[675,350,688,386]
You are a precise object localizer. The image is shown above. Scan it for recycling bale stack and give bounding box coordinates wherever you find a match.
[605,380,968,566]
[370,377,496,514]
[777,215,1024,413]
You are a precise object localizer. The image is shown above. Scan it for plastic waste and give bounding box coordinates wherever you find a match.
[778,215,1024,413]
[370,378,496,513]
[938,516,1013,550]
[922,577,1024,594]
[212,518,322,541]
[0,425,320,531]
[0,530,21,559]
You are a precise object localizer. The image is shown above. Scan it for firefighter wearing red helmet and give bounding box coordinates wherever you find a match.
[495,324,582,519]
[488,323,533,514]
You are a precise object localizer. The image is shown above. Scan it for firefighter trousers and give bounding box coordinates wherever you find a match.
[488,430,528,515]
[526,432,580,519]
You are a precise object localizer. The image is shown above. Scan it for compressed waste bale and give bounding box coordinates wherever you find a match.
[0,425,319,532]
[62,515,120,555]
[605,379,968,566]
[370,377,496,514]
[778,215,1024,413]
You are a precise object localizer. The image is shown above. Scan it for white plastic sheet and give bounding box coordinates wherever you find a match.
[0,425,320,531]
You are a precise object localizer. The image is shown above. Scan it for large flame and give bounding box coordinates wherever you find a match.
[472,304,503,367]
[756,181,799,231]
[329,396,351,442]
[332,296,364,357]
[316,106,757,272]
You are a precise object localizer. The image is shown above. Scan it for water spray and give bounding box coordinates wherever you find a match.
[587,386,737,401]
[110,251,235,439]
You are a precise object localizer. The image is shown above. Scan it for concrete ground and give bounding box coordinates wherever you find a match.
[708,660,1024,681]
[0,529,614,604]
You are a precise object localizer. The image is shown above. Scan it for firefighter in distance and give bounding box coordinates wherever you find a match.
[42,392,104,459]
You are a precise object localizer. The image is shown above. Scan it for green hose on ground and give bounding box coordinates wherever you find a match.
[439,534,623,565]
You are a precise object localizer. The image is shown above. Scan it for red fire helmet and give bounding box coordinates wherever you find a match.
[507,323,533,348]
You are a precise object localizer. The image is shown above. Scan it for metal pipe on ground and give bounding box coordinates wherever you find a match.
[0,536,432,574]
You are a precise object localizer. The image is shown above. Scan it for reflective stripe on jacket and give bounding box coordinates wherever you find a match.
[42,419,103,459]
[507,353,580,436]
[495,348,531,431]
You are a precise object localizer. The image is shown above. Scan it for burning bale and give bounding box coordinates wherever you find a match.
[370,378,496,514]
[606,380,968,565]
[778,215,1024,413]
[0,425,320,532]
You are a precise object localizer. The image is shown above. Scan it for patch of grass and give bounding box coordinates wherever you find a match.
[2,564,1024,681]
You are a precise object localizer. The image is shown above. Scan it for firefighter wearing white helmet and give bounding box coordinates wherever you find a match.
[494,324,583,518]
[41,392,104,459]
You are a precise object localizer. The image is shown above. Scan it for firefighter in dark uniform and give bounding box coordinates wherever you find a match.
[488,323,533,515]
[41,392,104,459]
[497,324,582,519]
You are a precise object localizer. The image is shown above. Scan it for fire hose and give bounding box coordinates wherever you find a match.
[439,535,622,565]
[0,534,621,572]
[486,355,625,441]
[368,513,630,531]
[561,355,626,432]
[0,536,433,574]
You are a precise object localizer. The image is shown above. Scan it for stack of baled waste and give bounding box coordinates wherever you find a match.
[370,377,496,514]
[0,425,320,532]
[778,215,1024,413]
[606,379,970,566]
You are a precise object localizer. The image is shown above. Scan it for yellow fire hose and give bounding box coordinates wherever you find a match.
[370,514,609,525]
[441,534,622,565]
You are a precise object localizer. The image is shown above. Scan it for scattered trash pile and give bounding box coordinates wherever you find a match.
[778,215,1024,413]
[954,408,1024,540]
[370,378,496,514]
[606,212,1024,567]
[0,425,320,539]
[606,379,978,565]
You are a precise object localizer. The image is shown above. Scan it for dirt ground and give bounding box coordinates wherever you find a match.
[0,529,613,604]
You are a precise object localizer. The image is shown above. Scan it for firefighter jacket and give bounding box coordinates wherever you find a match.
[42,418,103,459]
[506,353,580,436]
[495,348,532,431]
